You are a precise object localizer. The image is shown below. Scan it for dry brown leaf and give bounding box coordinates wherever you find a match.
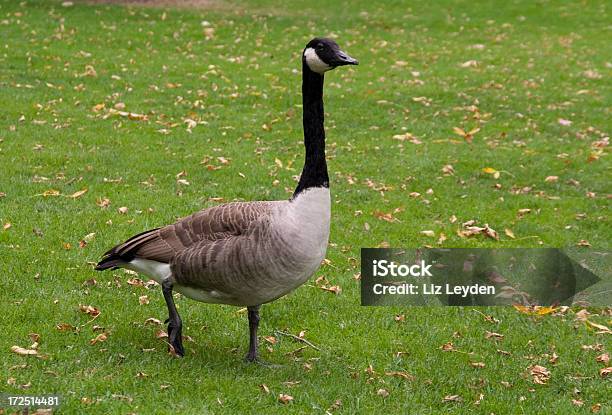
[377,389,389,398]
[440,342,455,351]
[470,362,486,368]
[575,309,591,321]
[70,188,88,199]
[79,304,100,317]
[441,164,455,176]
[529,365,550,384]
[90,332,108,345]
[373,210,398,223]
[278,394,293,404]
[10,345,38,356]
[56,323,76,332]
[586,320,612,334]
[549,352,559,364]
[385,371,415,381]
[320,285,342,295]
[443,395,462,403]
[485,331,504,340]
[96,197,111,208]
[599,367,612,378]
[596,353,609,365]
[263,336,277,345]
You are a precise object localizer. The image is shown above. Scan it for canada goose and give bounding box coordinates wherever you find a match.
[95,38,358,361]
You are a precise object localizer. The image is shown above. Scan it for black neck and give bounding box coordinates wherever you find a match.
[293,62,328,197]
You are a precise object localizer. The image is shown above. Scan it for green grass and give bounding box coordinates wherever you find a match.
[1,0,610,413]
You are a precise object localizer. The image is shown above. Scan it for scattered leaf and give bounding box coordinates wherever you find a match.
[90,332,108,345]
[529,365,550,384]
[278,394,293,404]
[443,395,462,403]
[70,188,88,199]
[10,345,38,356]
[377,389,389,398]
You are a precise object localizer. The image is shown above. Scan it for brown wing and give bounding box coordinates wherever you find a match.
[95,201,277,269]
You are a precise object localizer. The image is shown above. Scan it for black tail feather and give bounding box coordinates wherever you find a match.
[95,256,124,271]
[95,227,161,271]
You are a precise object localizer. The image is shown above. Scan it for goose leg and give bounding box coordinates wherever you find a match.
[162,278,184,357]
[245,305,261,362]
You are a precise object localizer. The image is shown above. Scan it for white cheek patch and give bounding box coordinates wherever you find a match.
[304,47,331,74]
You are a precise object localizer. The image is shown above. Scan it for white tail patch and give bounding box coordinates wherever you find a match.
[126,258,171,284]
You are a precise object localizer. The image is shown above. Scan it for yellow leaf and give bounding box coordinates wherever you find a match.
[42,189,61,197]
[586,320,612,334]
[70,188,88,199]
[453,127,466,137]
[535,306,557,315]
[482,167,497,174]
[504,228,515,239]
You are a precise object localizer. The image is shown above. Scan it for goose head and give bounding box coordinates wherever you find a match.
[303,38,358,74]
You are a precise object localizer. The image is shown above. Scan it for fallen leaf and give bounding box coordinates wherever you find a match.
[549,352,559,364]
[56,323,76,332]
[586,320,612,334]
[558,118,572,126]
[139,295,149,305]
[263,336,277,345]
[278,394,293,404]
[440,342,455,351]
[470,362,486,368]
[596,353,609,365]
[10,346,38,356]
[529,365,550,384]
[443,395,462,403]
[485,331,504,340]
[70,188,88,198]
[79,304,100,317]
[42,189,60,197]
[599,367,611,378]
[377,389,389,398]
[90,332,108,345]
[441,164,455,176]
[385,371,415,381]
[504,228,516,239]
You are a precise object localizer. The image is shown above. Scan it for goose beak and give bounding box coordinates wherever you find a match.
[333,50,359,67]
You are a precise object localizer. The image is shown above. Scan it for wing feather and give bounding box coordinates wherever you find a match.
[95,201,277,270]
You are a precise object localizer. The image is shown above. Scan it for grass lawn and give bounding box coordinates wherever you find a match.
[0,0,610,413]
